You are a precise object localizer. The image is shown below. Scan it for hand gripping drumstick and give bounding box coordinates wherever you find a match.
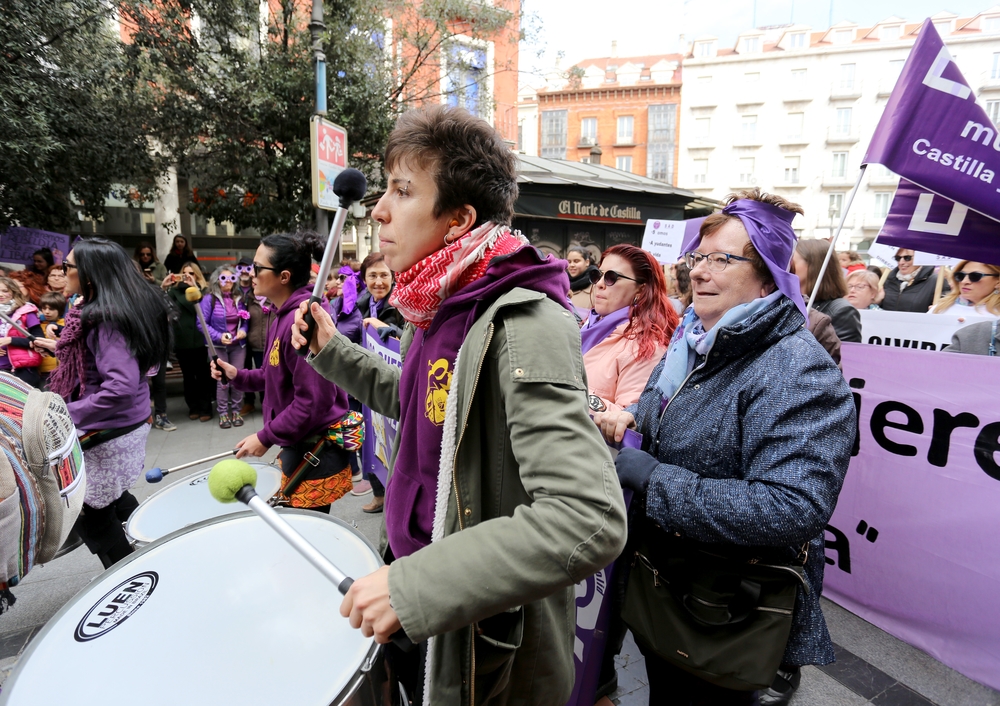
[297,168,368,357]
[185,286,227,382]
[145,449,237,483]
[208,459,416,653]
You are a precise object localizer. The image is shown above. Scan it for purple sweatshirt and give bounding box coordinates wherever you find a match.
[387,246,573,558]
[66,324,151,432]
[232,287,348,448]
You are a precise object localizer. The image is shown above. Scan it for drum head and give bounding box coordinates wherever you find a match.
[126,462,282,544]
[3,511,382,705]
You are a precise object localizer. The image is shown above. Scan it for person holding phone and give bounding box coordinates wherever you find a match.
[133,242,167,285]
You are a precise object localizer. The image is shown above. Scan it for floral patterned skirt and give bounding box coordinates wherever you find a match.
[82,424,150,509]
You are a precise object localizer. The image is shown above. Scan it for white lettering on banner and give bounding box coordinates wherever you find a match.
[640,220,686,265]
[860,309,994,351]
[870,235,961,269]
[910,139,996,183]
[921,46,972,100]
[908,193,967,236]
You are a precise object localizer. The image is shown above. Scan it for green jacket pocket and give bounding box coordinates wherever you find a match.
[474,606,524,701]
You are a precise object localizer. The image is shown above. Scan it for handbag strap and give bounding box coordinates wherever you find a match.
[278,436,328,499]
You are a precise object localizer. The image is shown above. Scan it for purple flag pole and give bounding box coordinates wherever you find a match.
[807,165,867,311]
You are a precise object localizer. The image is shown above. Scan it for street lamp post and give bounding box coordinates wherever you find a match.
[310,0,328,236]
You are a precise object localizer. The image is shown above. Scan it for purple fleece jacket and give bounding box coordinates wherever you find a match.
[66,324,151,432]
[231,287,348,448]
[387,246,573,558]
[197,293,247,346]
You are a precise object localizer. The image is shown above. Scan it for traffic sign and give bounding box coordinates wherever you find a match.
[310,117,348,210]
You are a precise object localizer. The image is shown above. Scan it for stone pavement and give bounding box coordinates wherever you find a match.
[0,393,998,705]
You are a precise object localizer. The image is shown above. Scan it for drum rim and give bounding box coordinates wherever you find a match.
[1,509,384,705]
[124,462,282,543]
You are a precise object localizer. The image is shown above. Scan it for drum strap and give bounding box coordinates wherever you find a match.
[277,436,328,500]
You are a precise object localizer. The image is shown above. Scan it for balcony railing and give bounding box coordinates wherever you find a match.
[826,128,859,144]
[830,80,863,100]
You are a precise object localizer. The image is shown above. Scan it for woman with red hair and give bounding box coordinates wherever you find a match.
[581,244,678,414]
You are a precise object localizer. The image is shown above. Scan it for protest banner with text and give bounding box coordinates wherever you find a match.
[825,343,1000,691]
[859,309,994,351]
[0,227,70,267]
[359,325,400,488]
[864,20,1000,228]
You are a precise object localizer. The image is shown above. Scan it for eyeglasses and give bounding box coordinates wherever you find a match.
[847,283,871,292]
[61,262,77,274]
[336,273,349,281]
[589,268,640,286]
[893,255,914,262]
[954,271,1000,283]
[684,251,751,272]
[218,273,239,284]
[252,263,279,277]
[235,264,253,275]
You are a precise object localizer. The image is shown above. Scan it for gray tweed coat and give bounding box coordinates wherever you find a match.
[631,296,855,666]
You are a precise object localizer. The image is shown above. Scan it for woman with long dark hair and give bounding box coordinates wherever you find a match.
[581,244,678,414]
[39,237,171,568]
[212,232,353,513]
[164,235,199,274]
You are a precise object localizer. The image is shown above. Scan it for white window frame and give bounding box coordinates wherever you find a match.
[742,36,760,53]
[839,63,856,90]
[783,156,800,184]
[835,107,853,134]
[874,192,892,219]
[580,117,597,145]
[741,114,757,142]
[831,152,848,177]
[738,157,755,185]
[787,112,804,137]
[617,115,634,144]
[987,99,1000,126]
[616,155,633,173]
[789,32,806,49]
[829,193,845,219]
[692,159,708,184]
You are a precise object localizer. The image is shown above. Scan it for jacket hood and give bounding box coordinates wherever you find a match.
[279,286,315,316]
[429,246,571,336]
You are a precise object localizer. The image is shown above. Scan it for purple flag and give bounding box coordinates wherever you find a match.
[877,179,1000,263]
[680,216,706,256]
[864,19,1000,224]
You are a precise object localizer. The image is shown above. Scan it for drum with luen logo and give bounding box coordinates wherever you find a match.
[1,511,389,705]
[125,461,282,547]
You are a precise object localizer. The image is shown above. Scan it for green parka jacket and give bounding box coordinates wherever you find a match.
[309,287,627,705]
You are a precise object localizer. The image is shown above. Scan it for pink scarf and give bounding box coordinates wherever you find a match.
[390,222,527,329]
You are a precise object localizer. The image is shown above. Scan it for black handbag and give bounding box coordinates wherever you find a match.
[621,520,808,691]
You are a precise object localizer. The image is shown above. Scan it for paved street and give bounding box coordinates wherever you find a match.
[0,392,997,705]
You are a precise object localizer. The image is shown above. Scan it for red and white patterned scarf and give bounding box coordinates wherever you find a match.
[390,222,527,329]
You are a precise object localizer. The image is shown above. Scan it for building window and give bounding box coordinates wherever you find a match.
[933,20,952,34]
[691,158,708,184]
[783,156,800,184]
[540,110,567,159]
[835,107,852,135]
[834,29,853,45]
[791,68,807,84]
[742,36,760,53]
[617,115,634,144]
[744,72,760,82]
[444,44,486,116]
[616,156,633,172]
[831,152,848,177]
[874,192,892,219]
[829,193,845,219]
[694,117,711,138]
[871,164,893,179]
[789,32,806,48]
[648,104,677,182]
[580,117,597,146]
[696,41,713,57]
[985,16,1000,33]
[881,24,902,41]
[741,114,757,142]
[738,157,755,185]
[992,52,1000,80]
[987,100,1000,126]
[787,112,804,138]
[839,63,856,91]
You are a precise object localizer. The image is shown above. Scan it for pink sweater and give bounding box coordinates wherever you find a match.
[582,323,666,413]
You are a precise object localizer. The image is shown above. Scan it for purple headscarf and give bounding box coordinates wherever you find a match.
[338,265,359,316]
[687,199,807,320]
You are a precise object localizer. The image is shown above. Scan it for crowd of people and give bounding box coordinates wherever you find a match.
[5,104,997,706]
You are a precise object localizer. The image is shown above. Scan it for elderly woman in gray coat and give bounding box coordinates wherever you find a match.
[597,188,855,706]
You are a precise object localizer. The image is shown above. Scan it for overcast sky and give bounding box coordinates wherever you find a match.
[520,0,994,81]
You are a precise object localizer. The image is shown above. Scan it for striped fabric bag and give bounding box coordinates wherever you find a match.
[0,373,85,611]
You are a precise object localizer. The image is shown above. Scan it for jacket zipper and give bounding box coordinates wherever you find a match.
[451,321,494,706]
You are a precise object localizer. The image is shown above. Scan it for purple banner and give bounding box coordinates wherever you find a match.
[0,227,70,267]
[680,216,707,256]
[876,179,1000,263]
[825,343,1000,691]
[864,19,1000,224]
[566,428,641,706]
[359,325,400,489]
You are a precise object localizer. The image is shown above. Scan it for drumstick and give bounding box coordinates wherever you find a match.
[208,459,416,653]
[186,287,227,383]
[0,311,36,341]
[145,449,237,483]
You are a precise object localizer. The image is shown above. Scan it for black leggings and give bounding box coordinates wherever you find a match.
[74,491,139,569]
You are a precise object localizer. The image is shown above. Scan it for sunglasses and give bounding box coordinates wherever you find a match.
[235,265,254,274]
[954,271,1000,283]
[218,273,238,284]
[893,255,913,262]
[252,263,279,277]
[336,274,349,281]
[61,262,77,274]
[589,268,640,286]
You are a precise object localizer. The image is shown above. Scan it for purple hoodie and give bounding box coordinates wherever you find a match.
[387,246,572,558]
[232,287,348,448]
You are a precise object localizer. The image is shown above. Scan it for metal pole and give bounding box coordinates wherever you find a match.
[807,164,867,312]
[311,0,327,235]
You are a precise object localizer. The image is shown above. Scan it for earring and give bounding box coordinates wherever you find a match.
[450,220,460,227]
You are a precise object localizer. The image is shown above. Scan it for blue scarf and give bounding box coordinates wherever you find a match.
[580,307,631,355]
[655,291,784,404]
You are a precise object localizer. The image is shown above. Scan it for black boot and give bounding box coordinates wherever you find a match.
[758,666,801,706]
